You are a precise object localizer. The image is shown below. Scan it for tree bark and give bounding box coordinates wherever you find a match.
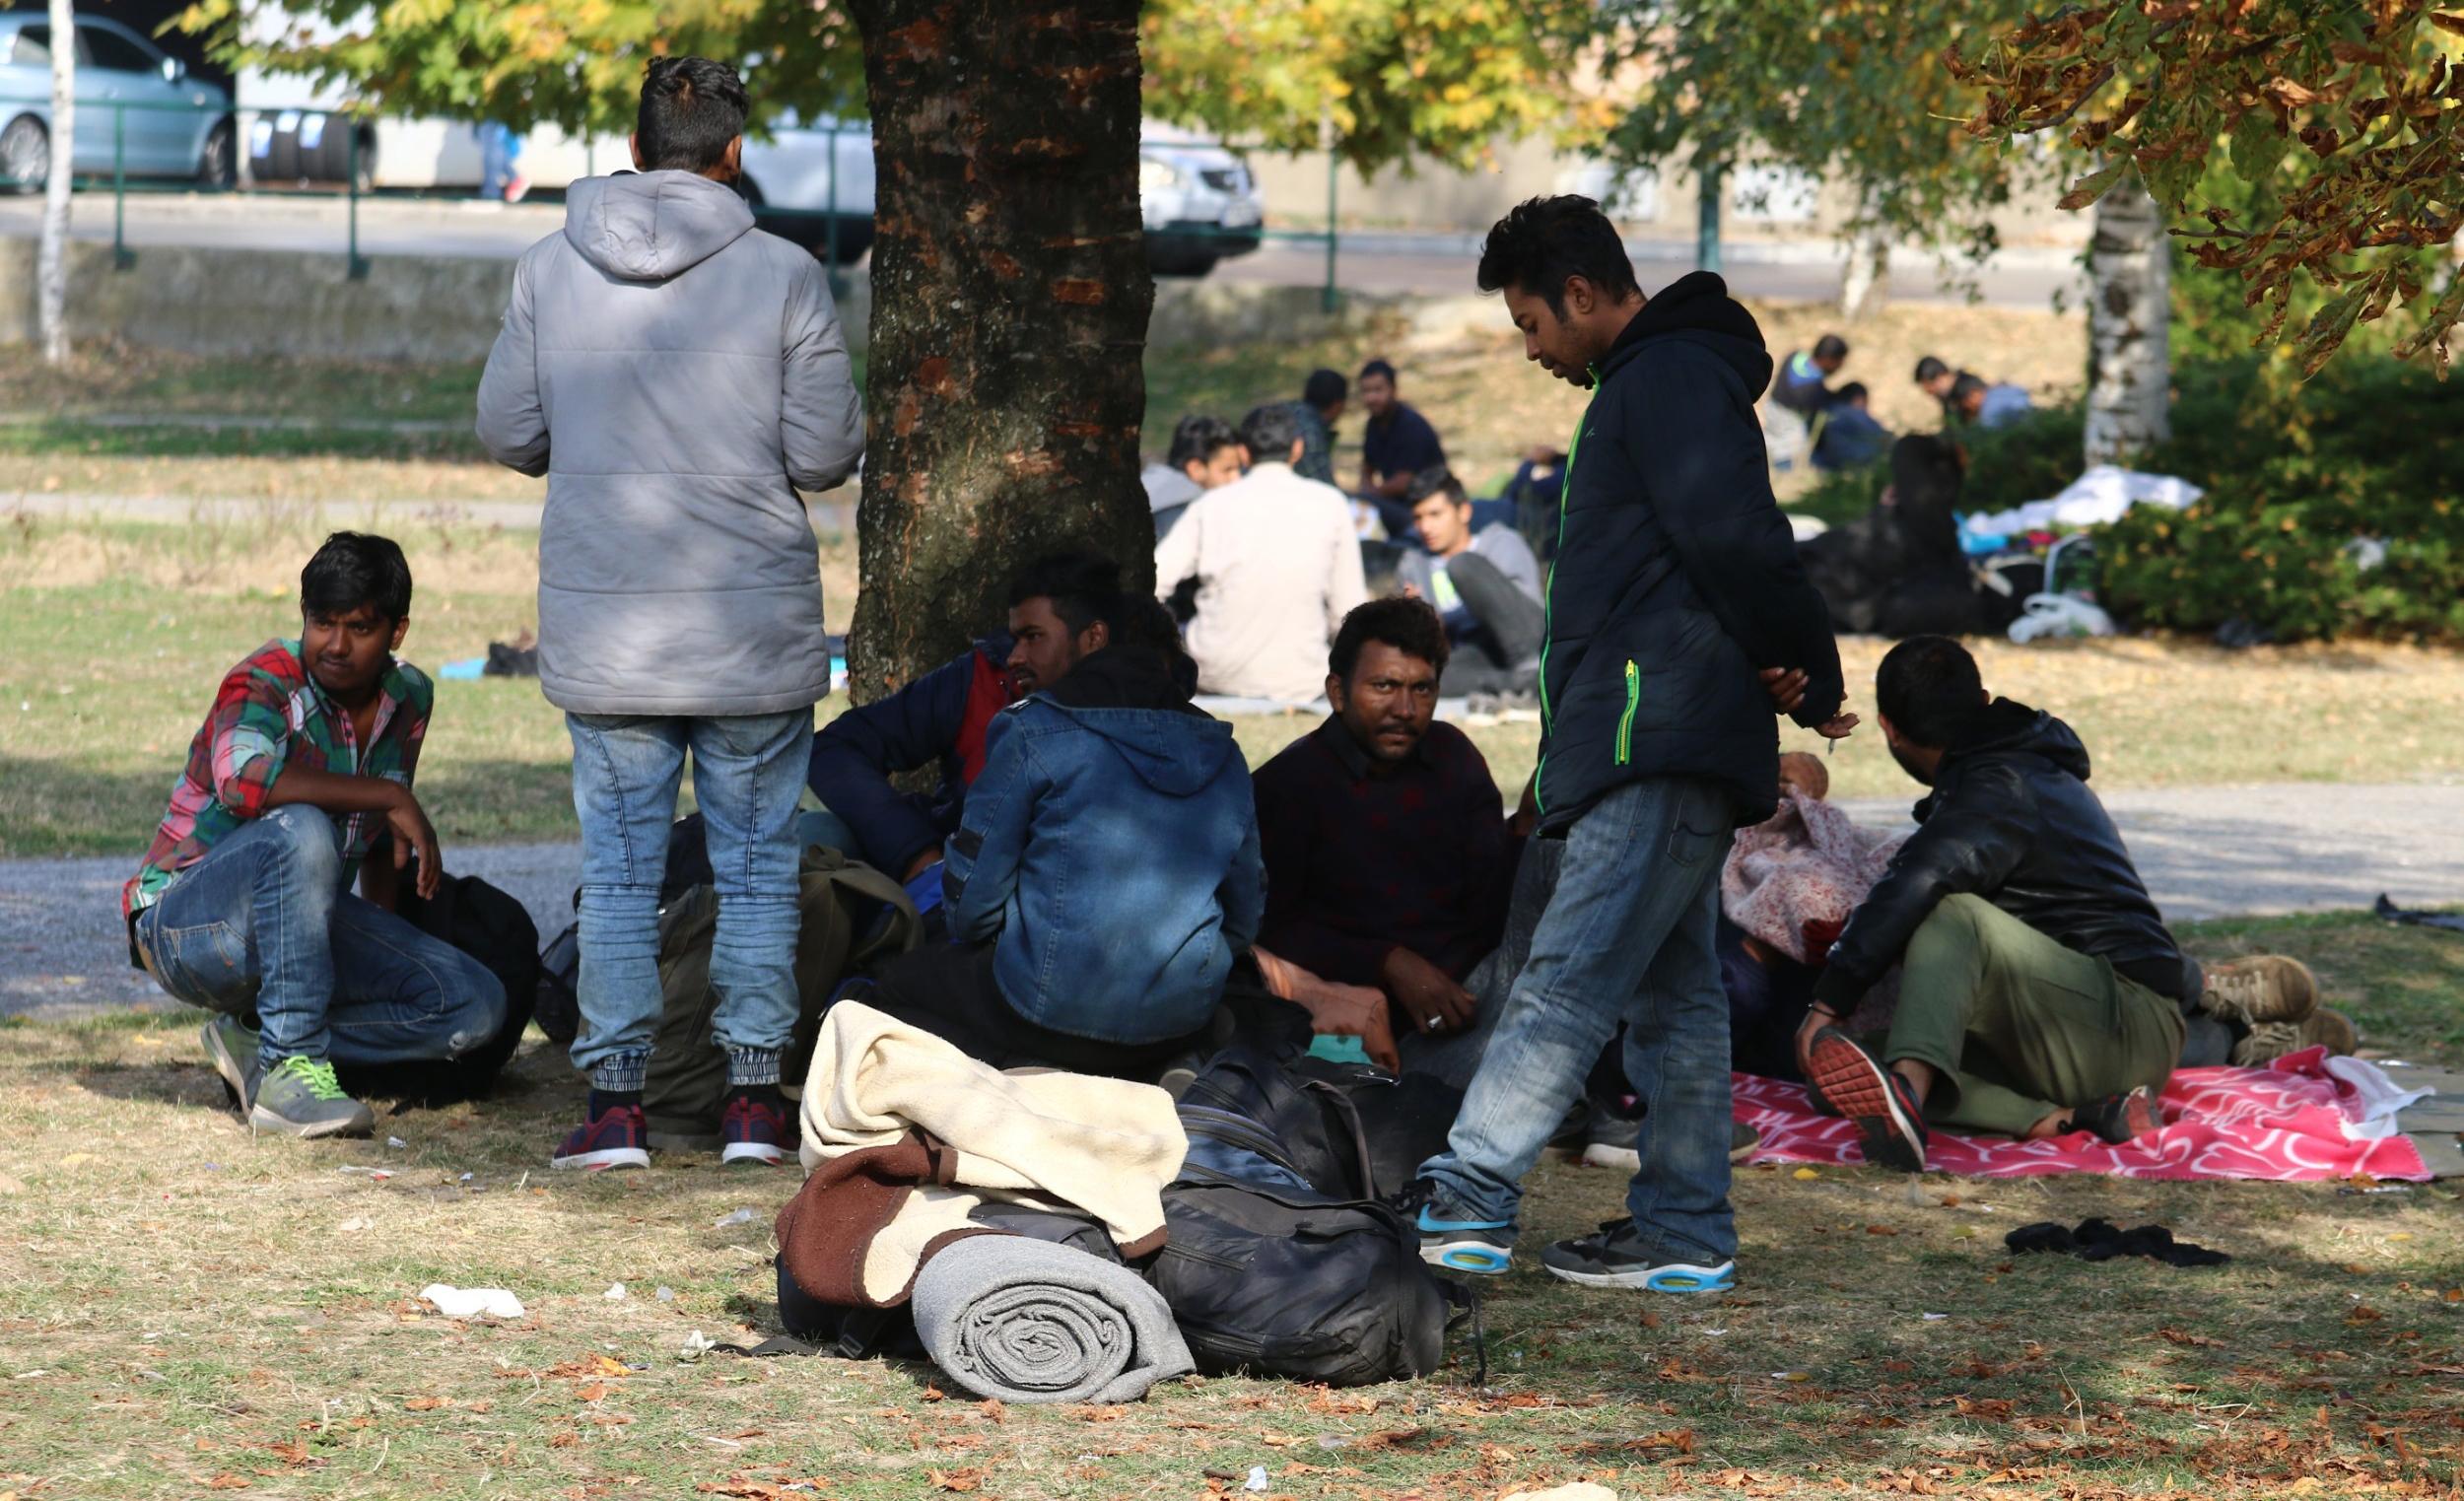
[37,0,75,366]
[2084,178,2171,466]
[1837,222,1890,320]
[843,0,1155,702]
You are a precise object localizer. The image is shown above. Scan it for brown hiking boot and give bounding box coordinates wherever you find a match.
[2200,955,2319,1027]
[2231,1006,2360,1066]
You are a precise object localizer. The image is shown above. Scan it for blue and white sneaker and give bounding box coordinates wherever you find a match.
[1392,1179,1517,1275]
[1540,1219,1736,1292]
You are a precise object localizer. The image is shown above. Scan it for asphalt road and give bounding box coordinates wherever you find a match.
[7,781,2458,1021]
[0,192,2086,309]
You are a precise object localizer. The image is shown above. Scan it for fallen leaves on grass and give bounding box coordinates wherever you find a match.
[402,1397,446,1411]
[1354,1428,1451,1452]
[927,1468,983,1493]
[2158,1328,2225,1348]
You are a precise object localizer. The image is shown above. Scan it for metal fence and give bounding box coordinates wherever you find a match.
[2,93,1352,308]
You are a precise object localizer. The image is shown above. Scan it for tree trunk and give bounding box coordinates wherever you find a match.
[1837,222,1890,320]
[1694,155,1724,274]
[37,0,75,366]
[843,0,1155,701]
[2084,178,2171,466]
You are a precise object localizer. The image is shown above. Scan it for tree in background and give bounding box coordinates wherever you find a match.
[1953,1,2464,380]
[1592,0,2052,315]
[37,0,75,366]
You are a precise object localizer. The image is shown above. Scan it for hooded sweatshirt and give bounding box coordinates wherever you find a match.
[476,171,864,716]
[943,647,1265,1045]
[1533,270,1844,832]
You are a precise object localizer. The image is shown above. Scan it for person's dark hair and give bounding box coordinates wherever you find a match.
[1302,368,1348,409]
[1109,594,1199,700]
[1357,358,1398,385]
[1814,333,1850,363]
[1007,549,1124,638]
[1237,402,1301,462]
[1948,372,1988,405]
[1836,381,1870,404]
[1474,194,1641,318]
[1166,414,1238,470]
[1913,355,1951,385]
[1876,635,1987,749]
[1330,596,1450,681]
[302,531,413,622]
[1405,466,1468,506]
[636,56,749,174]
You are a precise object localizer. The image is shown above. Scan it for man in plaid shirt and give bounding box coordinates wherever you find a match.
[125,533,505,1137]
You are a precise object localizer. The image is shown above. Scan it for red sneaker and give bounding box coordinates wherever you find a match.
[553,1103,650,1171]
[1802,1027,1928,1173]
[720,1095,787,1167]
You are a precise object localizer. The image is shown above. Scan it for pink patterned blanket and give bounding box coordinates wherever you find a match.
[1735,1049,2433,1182]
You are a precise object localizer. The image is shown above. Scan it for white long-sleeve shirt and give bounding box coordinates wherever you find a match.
[1154,461,1369,704]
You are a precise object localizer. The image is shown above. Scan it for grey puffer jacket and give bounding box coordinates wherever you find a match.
[477,171,864,716]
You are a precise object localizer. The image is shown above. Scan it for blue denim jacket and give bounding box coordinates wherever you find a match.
[944,649,1264,1045]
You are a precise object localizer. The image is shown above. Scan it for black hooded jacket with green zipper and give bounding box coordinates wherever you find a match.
[1532,271,1844,835]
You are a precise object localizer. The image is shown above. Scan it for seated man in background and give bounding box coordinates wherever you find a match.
[1156,403,1369,704]
[1289,368,1348,488]
[1811,383,1890,472]
[124,532,505,1138]
[1356,358,1449,537]
[1798,637,2328,1169]
[806,552,1122,881]
[1912,355,1959,421]
[1250,599,1519,1080]
[1950,371,2034,430]
[1395,469,1546,697]
[1142,414,1244,541]
[860,597,1264,1077]
[1772,333,1848,422]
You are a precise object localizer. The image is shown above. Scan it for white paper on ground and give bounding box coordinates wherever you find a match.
[419,1284,525,1321]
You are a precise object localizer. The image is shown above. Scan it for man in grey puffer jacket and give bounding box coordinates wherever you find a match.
[477,55,863,1172]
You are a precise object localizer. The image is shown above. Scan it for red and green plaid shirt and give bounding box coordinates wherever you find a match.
[122,639,432,919]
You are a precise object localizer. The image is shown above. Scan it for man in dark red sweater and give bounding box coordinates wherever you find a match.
[1252,598,1521,1081]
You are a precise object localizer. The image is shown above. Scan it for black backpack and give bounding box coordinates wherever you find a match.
[332,872,539,1108]
[1176,1047,1461,1200]
[1151,1058,1458,1387]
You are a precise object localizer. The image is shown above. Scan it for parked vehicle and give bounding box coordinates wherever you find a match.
[0,12,234,192]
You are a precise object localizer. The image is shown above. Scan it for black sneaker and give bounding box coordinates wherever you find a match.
[1801,1027,1927,1173]
[2069,1085,2164,1145]
[1540,1220,1737,1292]
[1389,1178,1516,1275]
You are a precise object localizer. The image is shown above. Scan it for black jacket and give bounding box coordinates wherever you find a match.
[1814,700,2188,1010]
[1534,272,1843,833]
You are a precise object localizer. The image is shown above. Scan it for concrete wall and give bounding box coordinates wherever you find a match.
[0,239,1412,363]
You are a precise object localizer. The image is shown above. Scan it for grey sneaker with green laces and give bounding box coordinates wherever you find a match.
[200,1013,263,1114]
[250,1056,376,1138]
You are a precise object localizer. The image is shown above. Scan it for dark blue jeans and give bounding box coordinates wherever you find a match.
[1418,777,1739,1266]
[132,805,506,1071]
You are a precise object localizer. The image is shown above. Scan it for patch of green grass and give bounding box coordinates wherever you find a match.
[0,419,488,464]
[0,1006,2457,1501]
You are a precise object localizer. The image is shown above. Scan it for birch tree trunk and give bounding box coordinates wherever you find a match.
[1837,222,1890,320]
[842,0,1154,700]
[2084,178,2171,465]
[37,0,75,366]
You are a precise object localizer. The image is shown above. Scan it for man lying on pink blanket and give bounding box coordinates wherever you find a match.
[1791,637,2347,1173]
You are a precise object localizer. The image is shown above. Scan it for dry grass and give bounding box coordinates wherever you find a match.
[0,995,2457,1501]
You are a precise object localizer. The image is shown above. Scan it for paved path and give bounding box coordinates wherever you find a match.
[6,783,2459,1022]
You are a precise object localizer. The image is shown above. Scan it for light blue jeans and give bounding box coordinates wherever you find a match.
[1418,777,1739,1266]
[133,804,506,1071]
[566,711,814,1092]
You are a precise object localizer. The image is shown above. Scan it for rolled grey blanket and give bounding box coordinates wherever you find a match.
[910,1235,1194,1404]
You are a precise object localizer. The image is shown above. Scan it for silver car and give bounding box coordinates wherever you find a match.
[1,13,235,192]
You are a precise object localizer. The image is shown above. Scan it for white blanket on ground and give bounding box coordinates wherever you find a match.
[1967,465,2205,535]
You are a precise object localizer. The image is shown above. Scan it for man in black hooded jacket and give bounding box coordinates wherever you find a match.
[1796,636,2329,1171]
[1407,195,1855,1295]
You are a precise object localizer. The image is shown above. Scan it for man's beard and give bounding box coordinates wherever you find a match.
[1889,740,1936,786]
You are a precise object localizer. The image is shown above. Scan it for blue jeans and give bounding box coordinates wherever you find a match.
[1419,777,1739,1265]
[132,805,506,1071]
[566,711,814,1092]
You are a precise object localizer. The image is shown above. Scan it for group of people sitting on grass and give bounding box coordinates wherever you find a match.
[116,65,2346,1297]
[1144,361,1553,707]
[1766,333,2040,475]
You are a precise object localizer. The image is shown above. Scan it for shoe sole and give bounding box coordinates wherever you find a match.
[201,1022,252,1114]
[1544,1259,1737,1293]
[249,1104,374,1139]
[1804,1032,1926,1173]
[553,1146,651,1171]
[719,1141,786,1166]
[1418,1238,1514,1275]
